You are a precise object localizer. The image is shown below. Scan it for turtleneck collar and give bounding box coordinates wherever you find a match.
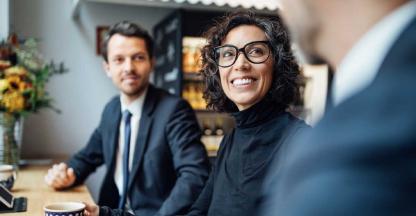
[231,98,283,128]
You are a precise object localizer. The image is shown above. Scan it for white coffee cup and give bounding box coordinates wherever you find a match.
[0,164,15,189]
[44,201,86,216]
[0,165,14,180]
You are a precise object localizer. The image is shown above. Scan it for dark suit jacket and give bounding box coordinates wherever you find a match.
[68,85,209,216]
[261,17,416,216]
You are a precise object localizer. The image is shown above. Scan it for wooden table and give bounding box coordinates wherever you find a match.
[4,165,94,215]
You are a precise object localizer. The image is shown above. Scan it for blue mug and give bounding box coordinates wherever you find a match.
[44,202,85,216]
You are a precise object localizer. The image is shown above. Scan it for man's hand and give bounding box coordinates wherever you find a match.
[44,162,76,189]
[84,202,99,216]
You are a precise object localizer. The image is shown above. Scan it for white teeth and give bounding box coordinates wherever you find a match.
[233,78,253,86]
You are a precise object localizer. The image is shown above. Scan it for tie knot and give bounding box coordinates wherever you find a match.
[123,110,132,123]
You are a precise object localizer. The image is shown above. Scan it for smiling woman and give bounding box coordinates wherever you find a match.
[186,11,310,216]
[201,11,300,113]
[216,26,274,111]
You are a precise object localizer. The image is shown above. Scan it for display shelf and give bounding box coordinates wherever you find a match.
[183,72,203,81]
[202,135,223,157]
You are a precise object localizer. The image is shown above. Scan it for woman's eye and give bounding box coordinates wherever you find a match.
[222,51,235,58]
[248,48,265,56]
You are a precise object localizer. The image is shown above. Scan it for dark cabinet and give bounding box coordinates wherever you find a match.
[153,9,231,156]
[153,9,225,96]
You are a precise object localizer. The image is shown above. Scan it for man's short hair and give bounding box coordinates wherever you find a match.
[101,21,154,62]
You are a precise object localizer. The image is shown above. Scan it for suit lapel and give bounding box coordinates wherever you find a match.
[107,99,122,172]
[377,16,416,77]
[128,85,157,190]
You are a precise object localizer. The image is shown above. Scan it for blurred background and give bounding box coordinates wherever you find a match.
[0,0,329,201]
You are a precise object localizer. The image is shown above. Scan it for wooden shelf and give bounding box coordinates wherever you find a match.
[183,72,203,81]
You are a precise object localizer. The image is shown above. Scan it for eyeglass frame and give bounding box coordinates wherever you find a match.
[213,40,272,68]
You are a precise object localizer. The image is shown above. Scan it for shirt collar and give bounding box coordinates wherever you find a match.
[332,0,416,106]
[120,87,148,117]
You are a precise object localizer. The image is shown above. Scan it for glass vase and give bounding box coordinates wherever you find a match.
[0,112,23,190]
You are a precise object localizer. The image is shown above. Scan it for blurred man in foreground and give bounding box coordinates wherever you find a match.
[262,0,416,215]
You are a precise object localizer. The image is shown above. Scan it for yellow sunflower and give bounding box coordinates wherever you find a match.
[1,91,25,112]
[0,79,9,92]
[4,66,29,76]
[5,75,24,91]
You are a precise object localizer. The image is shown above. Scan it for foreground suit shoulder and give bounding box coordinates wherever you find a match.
[261,18,416,216]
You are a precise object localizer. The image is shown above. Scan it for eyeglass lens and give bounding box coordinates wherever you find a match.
[215,41,270,67]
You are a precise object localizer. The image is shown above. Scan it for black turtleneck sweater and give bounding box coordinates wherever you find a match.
[187,100,308,216]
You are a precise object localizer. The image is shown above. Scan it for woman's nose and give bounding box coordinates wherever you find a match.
[233,52,250,71]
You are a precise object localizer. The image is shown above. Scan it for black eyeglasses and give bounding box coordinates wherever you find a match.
[213,41,271,68]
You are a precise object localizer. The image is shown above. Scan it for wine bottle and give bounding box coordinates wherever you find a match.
[214,118,224,136]
[202,121,213,136]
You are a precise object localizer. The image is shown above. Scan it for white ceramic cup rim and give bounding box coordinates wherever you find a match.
[44,202,86,213]
[0,165,14,172]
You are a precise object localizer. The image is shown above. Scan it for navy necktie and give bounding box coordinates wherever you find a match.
[118,110,132,209]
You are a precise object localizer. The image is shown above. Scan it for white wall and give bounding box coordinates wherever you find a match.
[0,0,10,39]
[12,0,172,201]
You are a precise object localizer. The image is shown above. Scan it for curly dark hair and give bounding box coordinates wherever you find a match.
[201,11,301,113]
[101,21,154,62]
